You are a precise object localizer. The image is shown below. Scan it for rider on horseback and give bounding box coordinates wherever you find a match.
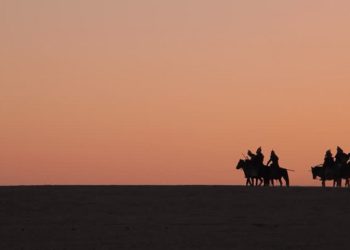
[247,147,264,167]
[335,146,348,166]
[247,150,256,161]
[246,147,265,186]
[266,150,290,186]
[238,148,289,187]
[255,147,264,167]
[323,150,334,168]
[267,150,280,169]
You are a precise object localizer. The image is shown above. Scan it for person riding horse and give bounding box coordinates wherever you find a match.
[323,150,334,168]
[335,147,350,186]
[267,150,279,169]
[247,147,264,167]
[267,150,283,186]
[247,150,255,161]
[335,146,349,166]
[245,147,266,186]
[236,148,289,187]
[313,148,349,187]
[255,147,264,167]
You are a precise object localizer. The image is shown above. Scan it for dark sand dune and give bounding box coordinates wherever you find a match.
[1,186,350,249]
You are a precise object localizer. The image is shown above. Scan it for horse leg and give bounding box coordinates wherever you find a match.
[257,178,263,186]
[278,178,282,187]
[257,178,262,186]
[249,178,253,186]
[271,179,274,187]
[260,178,263,186]
[333,179,341,187]
[246,178,250,186]
[284,170,289,187]
[283,171,290,187]
[264,178,269,186]
[322,179,325,187]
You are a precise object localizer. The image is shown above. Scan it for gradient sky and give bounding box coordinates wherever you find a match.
[1,0,350,185]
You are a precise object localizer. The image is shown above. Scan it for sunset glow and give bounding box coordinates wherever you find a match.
[2,1,350,185]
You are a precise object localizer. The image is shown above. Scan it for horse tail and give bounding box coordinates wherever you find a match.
[282,169,290,187]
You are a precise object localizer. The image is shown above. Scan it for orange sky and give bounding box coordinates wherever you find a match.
[1,0,350,185]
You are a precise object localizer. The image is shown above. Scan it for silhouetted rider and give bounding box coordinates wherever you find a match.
[247,150,256,162]
[335,146,348,166]
[267,150,280,168]
[255,147,264,166]
[248,148,264,167]
[323,150,334,168]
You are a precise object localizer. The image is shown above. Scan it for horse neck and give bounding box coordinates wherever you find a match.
[241,164,252,176]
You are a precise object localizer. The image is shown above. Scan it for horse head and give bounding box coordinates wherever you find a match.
[236,159,245,170]
[311,167,317,179]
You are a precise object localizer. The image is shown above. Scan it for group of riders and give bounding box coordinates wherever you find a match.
[236,147,290,187]
[247,147,280,170]
[237,146,350,187]
[312,146,350,187]
[322,147,349,169]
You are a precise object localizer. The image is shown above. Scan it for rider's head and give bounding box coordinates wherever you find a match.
[271,150,276,156]
[256,147,262,153]
[337,146,343,153]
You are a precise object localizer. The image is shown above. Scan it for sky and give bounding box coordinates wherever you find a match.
[1,0,350,185]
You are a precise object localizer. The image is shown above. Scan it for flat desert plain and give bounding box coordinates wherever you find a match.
[1,186,350,249]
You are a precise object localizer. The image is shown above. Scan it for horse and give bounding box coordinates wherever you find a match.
[268,167,290,187]
[311,165,341,187]
[236,159,266,186]
[339,163,350,187]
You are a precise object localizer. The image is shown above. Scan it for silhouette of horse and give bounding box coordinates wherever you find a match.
[311,165,341,187]
[236,159,266,186]
[340,163,350,187]
[268,167,290,187]
[236,159,290,187]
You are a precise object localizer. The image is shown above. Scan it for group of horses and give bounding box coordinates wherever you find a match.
[311,164,350,187]
[236,159,290,187]
[236,158,350,187]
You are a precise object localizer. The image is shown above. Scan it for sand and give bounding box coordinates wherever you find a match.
[1,185,350,249]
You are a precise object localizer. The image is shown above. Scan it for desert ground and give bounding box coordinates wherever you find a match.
[1,186,350,250]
